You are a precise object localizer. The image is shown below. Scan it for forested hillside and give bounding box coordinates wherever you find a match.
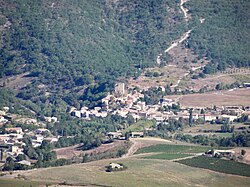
[186,0,250,73]
[0,0,186,112]
[0,0,250,114]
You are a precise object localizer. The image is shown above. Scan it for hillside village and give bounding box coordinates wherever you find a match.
[0,107,59,167]
[71,83,250,125]
[0,83,250,169]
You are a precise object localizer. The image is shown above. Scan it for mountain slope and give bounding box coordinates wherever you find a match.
[0,0,186,110]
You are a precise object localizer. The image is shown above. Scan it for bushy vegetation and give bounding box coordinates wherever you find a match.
[175,132,250,147]
[177,156,250,177]
[0,0,186,110]
[186,0,250,73]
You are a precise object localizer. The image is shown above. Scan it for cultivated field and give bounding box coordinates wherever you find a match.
[55,140,126,159]
[3,157,250,187]
[136,144,210,154]
[1,138,250,187]
[182,123,249,138]
[0,179,45,187]
[177,156,250,177]
[169,88,250,107]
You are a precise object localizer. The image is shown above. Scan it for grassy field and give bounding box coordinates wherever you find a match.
[136,144,210,154]
[4,158,250,187]
[135,144,210,161]
[143,153,191,160]
[0,179,46,187]
[177,156,250,177]
[124,119,155,132]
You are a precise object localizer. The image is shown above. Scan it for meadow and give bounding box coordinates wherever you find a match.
[136,144,210,154]
[143,153,191,160]
[0,179,45,187]
[2,158,250,187]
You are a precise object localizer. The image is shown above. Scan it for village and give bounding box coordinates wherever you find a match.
[0,107,59,167]
[71,83,250,127]
[0,83,250,169]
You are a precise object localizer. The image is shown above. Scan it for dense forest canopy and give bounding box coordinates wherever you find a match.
[186,0,250,72]
[0,0,249,112]
[0,0,186,110]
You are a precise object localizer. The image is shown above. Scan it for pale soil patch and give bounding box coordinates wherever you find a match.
[168,88,250,107]
[0,72,35,90]
[186,71,250,91]
[123,137,173,158]
[127,65,187,90]
[55,140,126,159]
[232,148,250,165]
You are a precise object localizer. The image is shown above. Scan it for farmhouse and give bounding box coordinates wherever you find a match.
[17,160,31,166]
[130,132,144,138]
[213,149,235,158]
[107,132,123,139]
[221,114,238,122]
[109,163,123,169]
[198,114,217,122]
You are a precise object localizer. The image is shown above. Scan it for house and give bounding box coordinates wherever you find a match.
[115,83,125,95]
[161,98,173,107]
[44,137,58,143]
[243,83,250,87]
[44,117,58,123]
[26,118,38,125]
[17,160,31,166]
[0,134,10,143]
[35,128,50,134]
[11,145,23,155]
[213,149,235,158]
[71,110,81,118]
[5,127,23,134]
[0,116,8,123]
[221,114,238,122]
[198,114,217,122]
[224,106,243,115]
[109,163,123,169]
[34,135,44,143]
[0,110,6,115]
[107,132,123,139]
[130,132,144,138]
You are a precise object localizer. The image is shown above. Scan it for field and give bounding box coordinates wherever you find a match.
[136,144,210,154]
[143,153,191,160]
[0,179,45,187]
[177,156,250,177]
[182,123,249,136]
[1,139,250,187]
[169,88,250,107]
[127,65,187,90]
[1,157,250,187]
[135,144,210,161]
[124,120,155,133]
[55,140,126,159]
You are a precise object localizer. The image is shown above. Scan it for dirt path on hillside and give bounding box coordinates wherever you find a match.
[122,139,140,158]
[123,137,173,158]
[170,153,203,162]
[180,0,189,20]
[156,0,191,65]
